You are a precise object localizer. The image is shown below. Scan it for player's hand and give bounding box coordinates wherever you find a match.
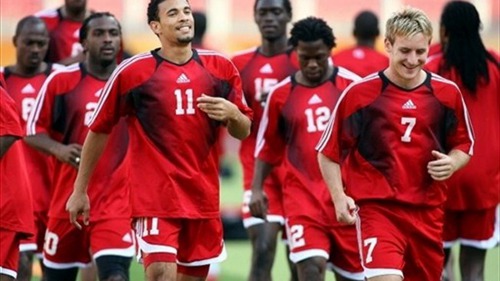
[427,150,456,181]
[197,94,239,123]
[54,143,82,168]
[333,194,357,225]
[249,189,269,220]
[66,190,90,229]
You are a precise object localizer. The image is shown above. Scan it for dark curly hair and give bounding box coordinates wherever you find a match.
[79,12,121,43]
[254,0,292,17]
[289,17,336,49]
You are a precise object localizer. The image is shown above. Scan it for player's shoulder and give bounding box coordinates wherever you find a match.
[34,8,59,18]
[51,63,66,72]
[428,71,460,91]
[197,49,232,63]
[45,63,81,84]
[336,66,362,82]
[269,76,292,98]
[346,72,382,92]
[231,47,258,60]
[114,51,155,75]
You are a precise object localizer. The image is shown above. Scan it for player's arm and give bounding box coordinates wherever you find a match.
[427,149,470,181]
[317,152,357,225]
[197,93,251,139]
[0,136,19,158]
[66,130,109,229]
[248,159,274,219]
[25,134,82,168]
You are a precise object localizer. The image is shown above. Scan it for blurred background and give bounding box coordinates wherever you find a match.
[1,0,499,280]
[1,0,499,65]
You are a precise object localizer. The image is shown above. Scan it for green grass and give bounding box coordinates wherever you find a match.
[32,158,500,280]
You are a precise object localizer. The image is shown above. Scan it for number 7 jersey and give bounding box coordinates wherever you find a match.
[316,71,474,207]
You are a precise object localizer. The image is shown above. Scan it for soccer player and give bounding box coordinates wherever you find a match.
[231,0,297,280]
[316,7,474,281]
[250,17,363,281]
[0,79,34,281]
[66,0,252,281]
[36,0,91,65]
[426,2,500,281]
[0,16,61,281]
[332,10,388,77]
[26,13,134,281]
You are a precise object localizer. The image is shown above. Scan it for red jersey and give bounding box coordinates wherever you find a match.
[36,8,83,63]
[0,86,34,235]
[256,67,359,220]
[1,65,62,213]
[90,49,252,219]
[332,46,388,77]
[232,47,298,189]
[426,54,500,210]
[27,63,130,221]
[317,71,474,207]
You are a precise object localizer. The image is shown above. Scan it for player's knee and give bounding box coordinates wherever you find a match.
[297,257,326,280]
[146,262,176,281]
[95,255,132,281]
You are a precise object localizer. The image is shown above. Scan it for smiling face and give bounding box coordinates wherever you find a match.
[82,16,121,66]
[385,32,429,87]
[297,39,331,84]
[14,21,49,72]
[254,0,291,42]
[149,0,194,46]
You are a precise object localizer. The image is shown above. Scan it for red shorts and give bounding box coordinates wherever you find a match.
[20,211,48,254]
[134,217,226,269]
[43,218,135,269]
[443,204,499,249]
[285,215,363,280]
[0,229,21,279]
[356,202,444,281]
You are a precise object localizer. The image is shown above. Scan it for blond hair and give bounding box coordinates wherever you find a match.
[385,6,432,44]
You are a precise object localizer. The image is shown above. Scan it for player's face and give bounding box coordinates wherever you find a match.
[82,16,121,66]
[385,33,429,86]
[254,0,291,41]
[296,39,331,83]
[14,22,49,70]
[150,0,194,46]
[65,0,87,14]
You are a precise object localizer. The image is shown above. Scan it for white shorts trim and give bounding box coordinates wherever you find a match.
[328,263,364,281]
[177,243,227,266]
[0,266,17,279]
[289,249,329,263]
[363,268,403,279]
[19,243,37,252]
[136,236,177,254]
[42,256,92,269]
[243,215,285,228]
[93,245,136,259]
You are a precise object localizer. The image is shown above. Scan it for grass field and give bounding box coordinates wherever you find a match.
[33,157,500,280]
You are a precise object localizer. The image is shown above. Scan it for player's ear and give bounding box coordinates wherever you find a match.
[384,37,392,53]
[12,35,18,47]
[149,20,161,36]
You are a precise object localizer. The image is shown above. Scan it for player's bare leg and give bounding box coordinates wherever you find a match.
[247,222,281,281]
[367,275,403,281]
[285,246,298,281]
[459,245,487,281]
[16,251,33,281]
[0,275,14,281]
[146,262,176,281]
[296,257,326,281]
[81,261,97,281]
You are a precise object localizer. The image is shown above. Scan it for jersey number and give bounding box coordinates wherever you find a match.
[44,231,59,256]
[305,106,330,133]
[174,89,195,115]
[21,97,36,121]
[289,224,306,249]
[254,78,278,104]
[401,117,416,142]
[84,102,98,126]
[363,237,378,264]
[140,217,160,237]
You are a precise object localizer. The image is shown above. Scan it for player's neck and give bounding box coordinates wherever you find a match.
[84,59,116,80]
[384,68,427,89]
[260,36,288,56]
[11,62,47,76]
[61,6,89,21]
[356,39,375,49]
[157,46,193,65]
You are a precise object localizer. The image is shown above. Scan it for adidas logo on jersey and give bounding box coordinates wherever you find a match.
[259,63,273,74]
[122,233,132,243]
[21,84,36,94]
[308,94,323,105]
[176,73,190,83]
[402,99,417,109]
